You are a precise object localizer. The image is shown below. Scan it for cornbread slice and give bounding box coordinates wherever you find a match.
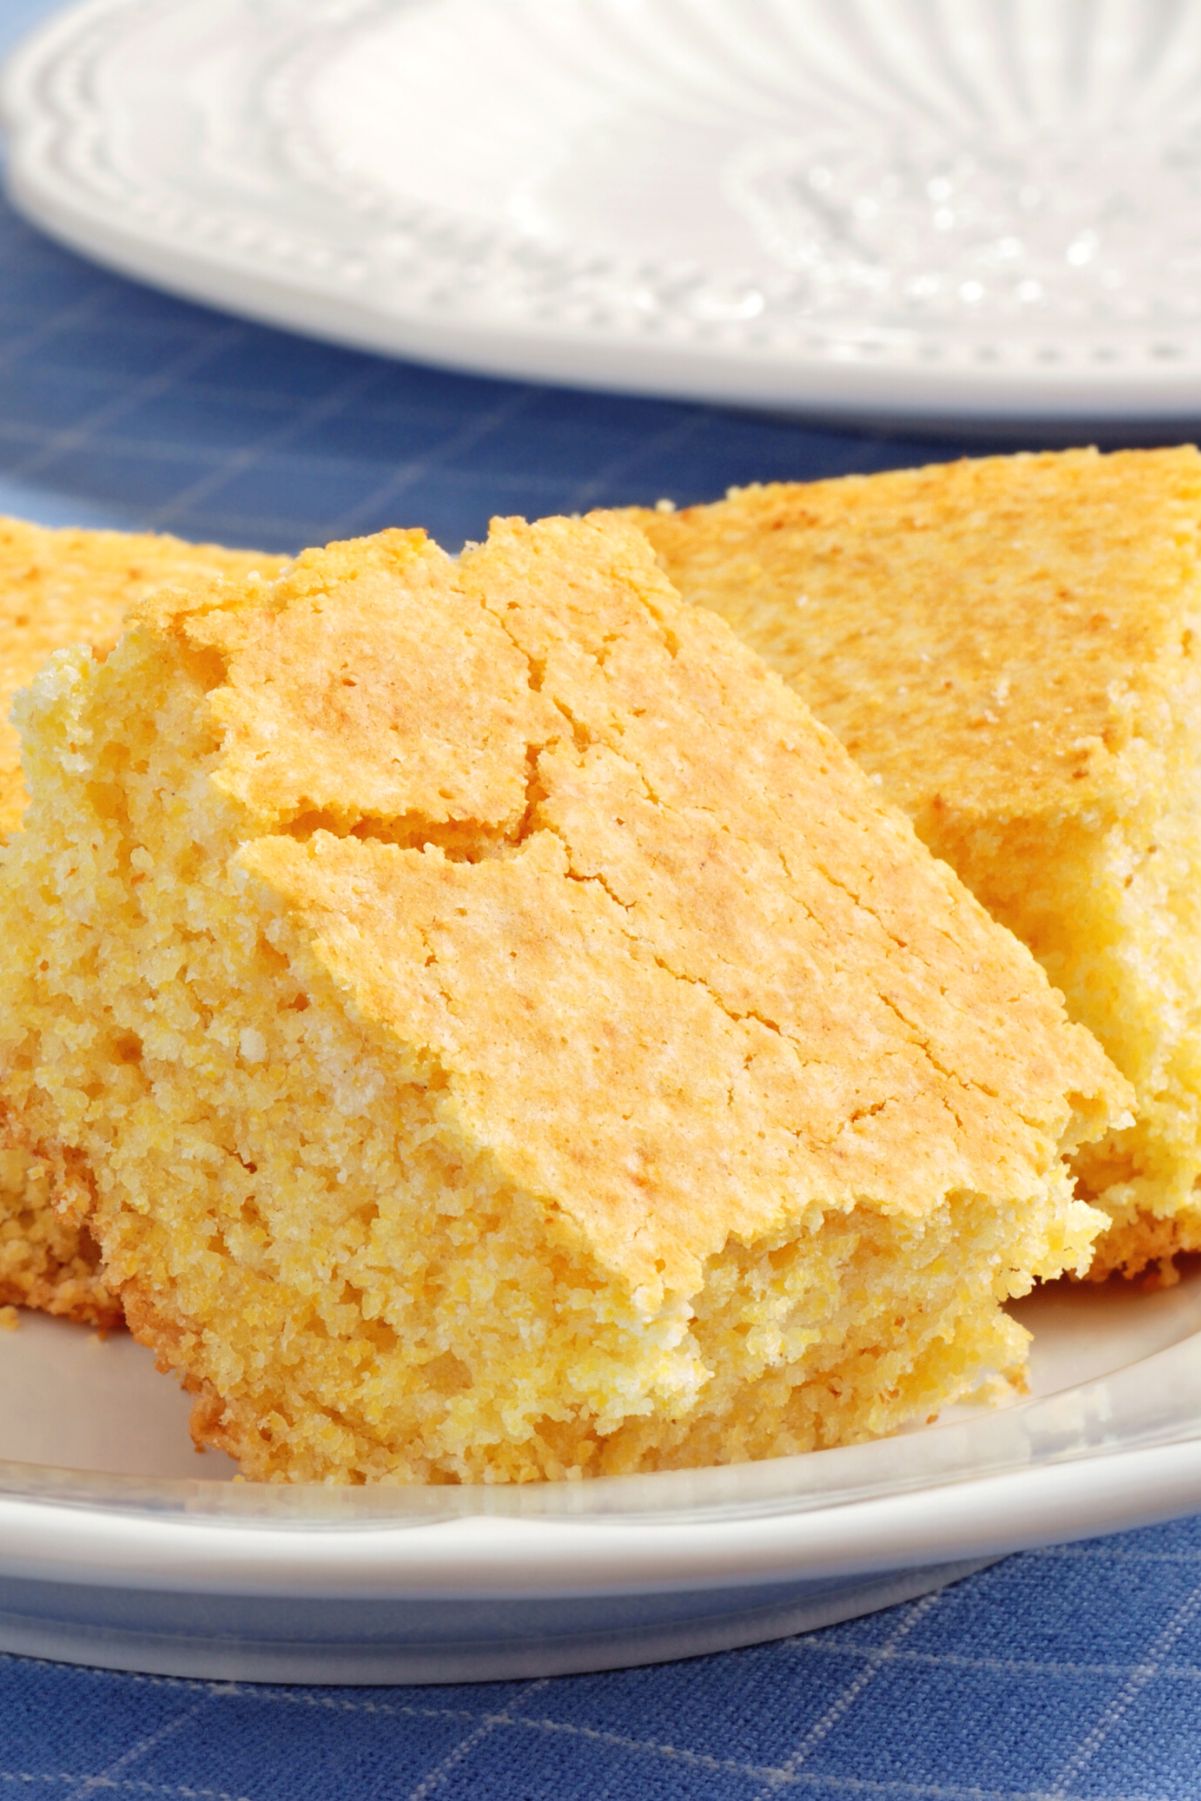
[0,518,284,1324]
[632,446,1201,1281]
[0,515,1124,1481]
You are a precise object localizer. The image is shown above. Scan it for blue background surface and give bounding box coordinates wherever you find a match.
[3,4,1201,1795]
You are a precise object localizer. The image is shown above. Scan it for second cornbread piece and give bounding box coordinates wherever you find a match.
[0,517,284,1326]
[634,446,1201,1281]
[0,515,1124,1481]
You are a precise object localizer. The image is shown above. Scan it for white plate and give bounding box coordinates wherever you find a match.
[5,0,1201,422]
[1,1274,1200,1684]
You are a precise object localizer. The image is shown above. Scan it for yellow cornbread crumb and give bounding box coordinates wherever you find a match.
[0,517,285,1325]
[0,1304,17,1331]
[631,445,1201,1281]
[0,515,1125,1482]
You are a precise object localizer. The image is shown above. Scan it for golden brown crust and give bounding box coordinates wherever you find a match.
[0,516,284,833]
[191,528,560,838]
[207,513,1122,1296]
[628,447,1201,825]
[629,448,1201,1280]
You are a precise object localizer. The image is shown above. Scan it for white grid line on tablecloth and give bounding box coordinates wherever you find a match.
[323,384,540,539]
[0,418,582,494]
[753,1592,945,1797]
[788,1641,1201,1681]
[12,1652,1184,1801]
[0,1780,247,1800]
[0,290,113,376]
[1045,1577,1201,1798]
[2,325,250,485]
[139,359,386,531]
[404,1676,553,1801]
[0,1763,1176,1801]
[6,364,526,423]
[1028,1543,1201,1564]
[563,408,714,510]
[62,1695,221,1801]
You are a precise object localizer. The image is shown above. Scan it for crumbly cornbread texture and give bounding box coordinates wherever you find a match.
[633,446,1201,1280]
[0,516,1124,1481]
[0,517,283,1325]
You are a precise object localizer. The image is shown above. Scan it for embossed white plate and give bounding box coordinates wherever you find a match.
[5,0,1201,420]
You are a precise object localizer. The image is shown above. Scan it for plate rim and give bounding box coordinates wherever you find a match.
[1,1436,1200,1600]
[7,0,1201,421]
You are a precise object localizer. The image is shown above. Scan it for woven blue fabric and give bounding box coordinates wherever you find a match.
[4,5,1201,1792]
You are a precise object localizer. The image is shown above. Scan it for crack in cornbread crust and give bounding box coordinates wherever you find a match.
[0,517,286,1326]
[0,517,1125,1480]
[629,446,1201,1279]
[205,519,1122,1291]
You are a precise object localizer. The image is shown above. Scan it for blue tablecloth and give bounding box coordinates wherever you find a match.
[4,5,1201,1795]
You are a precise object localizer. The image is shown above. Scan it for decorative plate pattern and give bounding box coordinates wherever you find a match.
[6,0,1201,417]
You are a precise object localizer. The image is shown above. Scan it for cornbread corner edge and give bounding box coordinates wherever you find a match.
[630,446,1201,1282]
